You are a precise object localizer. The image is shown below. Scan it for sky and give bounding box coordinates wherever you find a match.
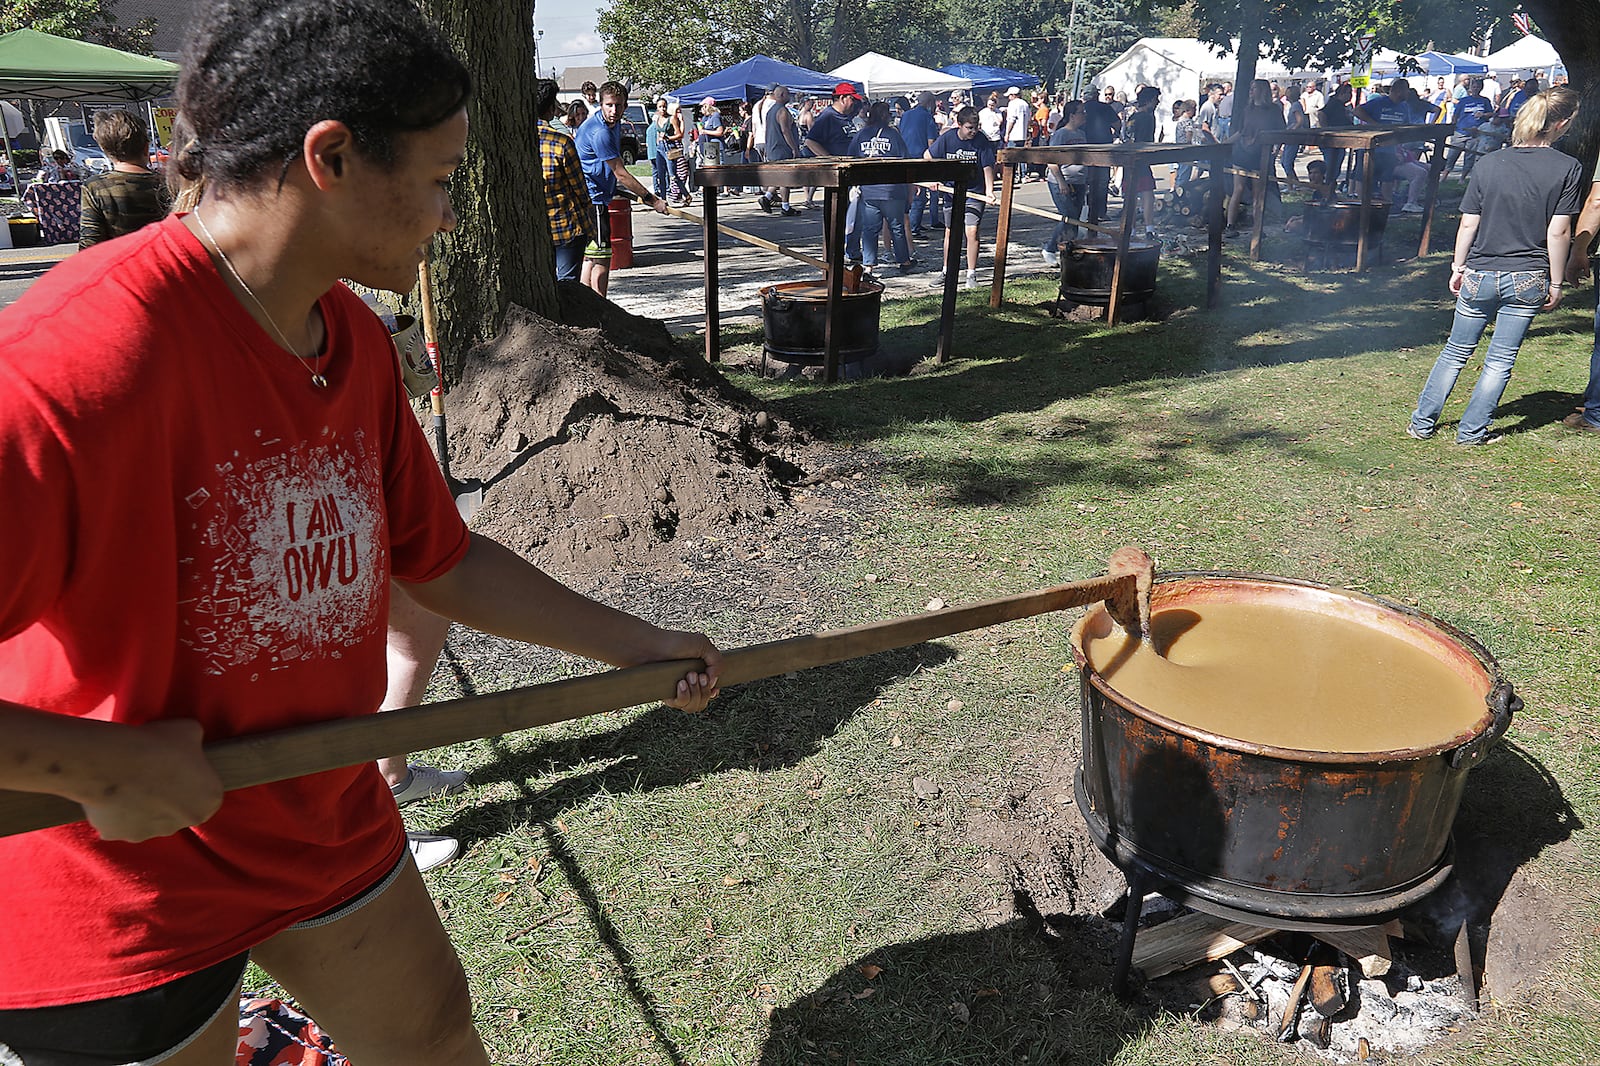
[533,0,608,79]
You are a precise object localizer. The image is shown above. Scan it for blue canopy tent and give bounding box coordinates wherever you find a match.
[937,63,1040,99]
[1410,50,1488,75]
[669,55,850,103]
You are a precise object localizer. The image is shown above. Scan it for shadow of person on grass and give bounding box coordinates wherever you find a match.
[1490,388,1588,436]
[754,915,1155,1066]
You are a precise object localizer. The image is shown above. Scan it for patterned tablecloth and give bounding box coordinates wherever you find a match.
[22,180,82,245]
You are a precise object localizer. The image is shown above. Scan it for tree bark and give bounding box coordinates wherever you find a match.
[1231,0,1261,105]
[1526,0,1600,179]
[418,0,556,377]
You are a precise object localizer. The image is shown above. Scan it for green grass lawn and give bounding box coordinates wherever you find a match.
[332,216,1600,1063]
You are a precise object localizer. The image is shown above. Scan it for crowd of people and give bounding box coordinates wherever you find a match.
[3,7,1598,1059]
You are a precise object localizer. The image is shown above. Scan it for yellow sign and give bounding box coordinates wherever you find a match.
[1351,53,1372,91]
[151,106,176,149]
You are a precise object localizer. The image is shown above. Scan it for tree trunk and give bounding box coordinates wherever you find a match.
[1231,0,1261,105]
[418,0,556,377]
[1526,0,1600,178]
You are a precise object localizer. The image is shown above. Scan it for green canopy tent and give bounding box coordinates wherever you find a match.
[0,28,179,191]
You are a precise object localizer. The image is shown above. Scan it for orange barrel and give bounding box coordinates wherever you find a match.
[608,198,634,269]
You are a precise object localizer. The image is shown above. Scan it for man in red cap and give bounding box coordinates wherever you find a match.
[802,82,866,262]
[803,81,863,158]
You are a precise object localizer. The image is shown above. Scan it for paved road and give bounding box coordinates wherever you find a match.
[0,244,73,312]
[1,180,1128,324]
[605,180,1070,332]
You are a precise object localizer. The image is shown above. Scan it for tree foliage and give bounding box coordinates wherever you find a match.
[598,0,958,88]
[2,0,156,52]
[1060,0,1151,88]
[597,0,764,91]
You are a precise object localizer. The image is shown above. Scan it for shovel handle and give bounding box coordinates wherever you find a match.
[0,571,1139,839]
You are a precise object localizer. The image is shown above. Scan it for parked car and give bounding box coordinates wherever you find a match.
[44,118,110,176]
[617,118,642,165]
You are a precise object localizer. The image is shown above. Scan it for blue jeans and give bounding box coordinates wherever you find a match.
[651,152,669,200]
[1411,268,1548,442]
[1046,179,1085,251]
[1583,285,1600,426]
[909,183,943,230]
[858,196,910,266]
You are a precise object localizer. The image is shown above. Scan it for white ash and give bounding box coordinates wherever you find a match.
[1221,950,1477,1062]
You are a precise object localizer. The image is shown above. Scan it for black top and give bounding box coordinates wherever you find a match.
[1233,103,1286,150]
[1127,108,1157,144]
[1082,100,1122,144]
[1461,146,1583,273]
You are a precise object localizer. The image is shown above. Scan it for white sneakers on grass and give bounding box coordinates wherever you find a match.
[391,763,469,873]
[390,763,467,806]
[407,832,460,872]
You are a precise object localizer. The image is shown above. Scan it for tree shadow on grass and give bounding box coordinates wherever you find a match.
[900,404,1301,508]
[434,642,954,848]
[740,259,1457,446]
[425,642,951,1066]
[756,914,1159,1066]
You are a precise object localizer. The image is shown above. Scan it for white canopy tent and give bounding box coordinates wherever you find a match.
[1096,38,1308,105]
[828,52,971,99]
[1484,35,1564,77]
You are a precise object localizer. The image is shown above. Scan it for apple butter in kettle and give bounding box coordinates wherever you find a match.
[1079,599,1487,753]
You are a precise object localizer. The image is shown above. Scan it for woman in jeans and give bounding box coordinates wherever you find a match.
[846,101,917,273]
[1409,86,1582,444]
[1042,100,1087,266]
[650,99,673,201]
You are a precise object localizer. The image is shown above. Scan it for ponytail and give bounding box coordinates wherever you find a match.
[1512,85,1579,146]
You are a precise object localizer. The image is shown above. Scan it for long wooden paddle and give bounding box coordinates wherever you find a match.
[0,556,1151,840]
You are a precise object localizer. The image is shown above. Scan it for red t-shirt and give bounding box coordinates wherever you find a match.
[0,216,471,1007]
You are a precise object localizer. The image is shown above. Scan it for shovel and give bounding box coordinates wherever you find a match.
[0,550,1155,839]
[417,257,485,520]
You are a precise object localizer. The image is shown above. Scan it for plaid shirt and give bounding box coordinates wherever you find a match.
[539,122,594,244]
[79,170,173,248]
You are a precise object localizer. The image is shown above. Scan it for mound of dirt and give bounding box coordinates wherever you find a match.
[448,290,808,574]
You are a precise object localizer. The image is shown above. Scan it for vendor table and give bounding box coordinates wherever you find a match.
[694,158,978,383]
[993,142,1231,324]
[22,180,82,246]
[1249,124,1454,271]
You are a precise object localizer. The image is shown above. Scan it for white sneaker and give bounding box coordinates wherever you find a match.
[1042,248,1060,268]
[1401,202,1425,214]
[391,763,468,806]
[407,832,460,872]
[965,270,979,289]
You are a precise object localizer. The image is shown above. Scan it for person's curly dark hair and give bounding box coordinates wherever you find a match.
[176,0,471,190]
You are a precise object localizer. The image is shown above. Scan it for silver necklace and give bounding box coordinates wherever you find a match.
[193,210,329,388]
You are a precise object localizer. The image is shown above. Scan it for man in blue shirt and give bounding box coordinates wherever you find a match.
[802,82,864,262]
[1443,77,1495,178]
[803,82,863,159]
[576,81,668,296]
[926,106,998,289]
[900,90,943,235]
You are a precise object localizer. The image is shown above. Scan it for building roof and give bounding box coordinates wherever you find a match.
[560,65,612,91]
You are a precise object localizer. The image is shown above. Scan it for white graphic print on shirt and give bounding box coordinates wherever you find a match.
[179,429,387,677]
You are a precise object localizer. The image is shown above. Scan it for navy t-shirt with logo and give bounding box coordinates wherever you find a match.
[847,123,910,200]
[929,127,997,172]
